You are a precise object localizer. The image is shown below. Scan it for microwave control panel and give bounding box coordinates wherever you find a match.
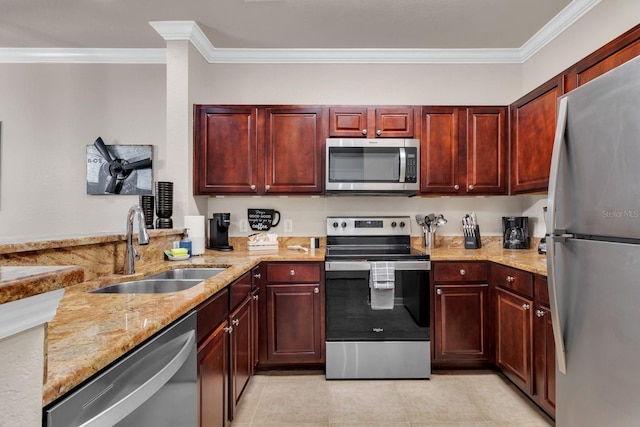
[405,148,418,183]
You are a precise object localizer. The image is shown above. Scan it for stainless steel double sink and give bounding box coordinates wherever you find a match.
[90,268,227,294]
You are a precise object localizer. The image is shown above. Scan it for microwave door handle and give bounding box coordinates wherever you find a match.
[399,147,406,183]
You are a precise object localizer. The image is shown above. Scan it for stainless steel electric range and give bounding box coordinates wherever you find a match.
[324,216,431,379]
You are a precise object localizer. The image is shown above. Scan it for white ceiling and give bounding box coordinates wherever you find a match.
[0,0,600,63]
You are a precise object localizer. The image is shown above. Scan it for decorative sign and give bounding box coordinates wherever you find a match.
[248,209,281,231]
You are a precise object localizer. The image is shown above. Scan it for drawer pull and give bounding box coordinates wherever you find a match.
[253,294,259,301]
[232,319,240,326]
[289,269,295,276]
[459,269,466,276]
[522,303,530,311]
[224,326,233,334]
[536,309,546,318]
[506,276,515,282]
[314,287,319,294]
[253,273,261,279]
[436,288,442,295]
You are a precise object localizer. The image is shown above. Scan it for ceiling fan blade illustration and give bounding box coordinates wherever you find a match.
[123,158,152,171]
[94,137,114,163]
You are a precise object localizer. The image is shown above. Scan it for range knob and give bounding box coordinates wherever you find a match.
[391,221,397,228]
[399,221,406,228]
[332,221,339,228]
[341,222,347,228]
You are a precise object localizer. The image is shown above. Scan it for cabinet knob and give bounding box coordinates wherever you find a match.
[535,309,546,317]
[376,129,382,136]
[265,184,270,191]
[436,288,442,295]
[362,129,367,135]
[253,294,259,301]
[289,269,295,276]
[460,269,466,276]
[454,184,460,190]
[314,287,319,294]
[254,273,261,279]
[232,319,240,326]
[250,184,256,190]
[224,326,233,334]
[506,276,515,282]
[522,303,530,311]
[468,184,474,190]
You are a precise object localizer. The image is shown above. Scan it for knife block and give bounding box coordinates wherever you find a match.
[464,226,482,249]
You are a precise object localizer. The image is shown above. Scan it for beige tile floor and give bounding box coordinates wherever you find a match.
[230,371,555,427]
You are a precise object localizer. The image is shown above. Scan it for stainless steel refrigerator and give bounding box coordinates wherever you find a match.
[547,55,640,426]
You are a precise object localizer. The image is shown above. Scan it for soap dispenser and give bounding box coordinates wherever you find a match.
[179,230,193,257]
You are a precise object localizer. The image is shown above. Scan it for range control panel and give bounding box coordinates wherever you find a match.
[327,216,411,236]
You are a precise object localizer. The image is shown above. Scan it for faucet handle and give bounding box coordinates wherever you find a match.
[134,248,141,261]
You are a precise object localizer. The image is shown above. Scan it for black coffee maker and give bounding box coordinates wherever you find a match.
[502,216,530,249]
[209,213,233,251]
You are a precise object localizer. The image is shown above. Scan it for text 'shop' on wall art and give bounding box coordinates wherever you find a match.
[86,137,153,195]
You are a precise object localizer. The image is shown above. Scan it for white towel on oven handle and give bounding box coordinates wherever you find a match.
[369,261,395,289]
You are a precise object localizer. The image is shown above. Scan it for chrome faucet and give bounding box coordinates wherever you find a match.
[124,205,150,274]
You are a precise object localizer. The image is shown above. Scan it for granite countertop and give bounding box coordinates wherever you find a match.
[0,266,84,304]
[41,241,546,407]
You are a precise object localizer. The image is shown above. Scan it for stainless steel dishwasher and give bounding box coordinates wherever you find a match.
[44,311,197,427]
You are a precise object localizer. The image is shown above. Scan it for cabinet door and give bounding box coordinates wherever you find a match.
[374,107,415,138]
[534,305,556,418]
[265,283,323,364]
[421,107,460,193]
[194,106,260,194]
[509,77,563,194]
[264,107,325,194]
[434,284,489,361]
[229,298,252,421]
[198,321,229,427]
[250,288,259,373]
[465,107,507,194]
[329,106,368,137]
[495,288,533,394]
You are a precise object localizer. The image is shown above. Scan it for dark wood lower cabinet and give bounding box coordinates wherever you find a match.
[229,297,252,421]
[533,305,556,417]
[495,287,533,395]
[434,284,490,363]
[198,320,229,427]
[264,283,323,364]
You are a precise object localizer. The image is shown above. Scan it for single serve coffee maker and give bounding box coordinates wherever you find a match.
[502,216,530,249]
[209,213,233,251]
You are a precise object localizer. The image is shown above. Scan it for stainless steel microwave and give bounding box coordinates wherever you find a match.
[325,138,420,196]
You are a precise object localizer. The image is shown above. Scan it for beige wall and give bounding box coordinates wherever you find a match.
[0,64,166,240]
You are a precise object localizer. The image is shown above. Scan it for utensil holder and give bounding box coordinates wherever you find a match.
[464,226,482,249]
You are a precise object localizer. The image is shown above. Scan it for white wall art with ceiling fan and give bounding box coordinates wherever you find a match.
[86,137,153,195]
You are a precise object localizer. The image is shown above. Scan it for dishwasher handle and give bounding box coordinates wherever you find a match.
[80,329,196,427]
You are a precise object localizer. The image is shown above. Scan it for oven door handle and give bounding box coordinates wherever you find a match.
[325,261,430,272]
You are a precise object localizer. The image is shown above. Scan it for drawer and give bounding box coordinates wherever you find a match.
[197,288,229,344]
[492,264,533,298]
[266,262,321,283]
[433,262,488,283]
[230,272,252,310]
[534,274,549,306]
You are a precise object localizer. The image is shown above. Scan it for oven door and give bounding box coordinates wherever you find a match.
[325,261,430,342]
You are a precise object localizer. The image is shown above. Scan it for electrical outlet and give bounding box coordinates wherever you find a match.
[239,219,249,232]
[284,219,293,232]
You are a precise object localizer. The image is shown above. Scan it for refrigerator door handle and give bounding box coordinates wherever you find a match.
[547,95,569,375]
[547,96,568,234]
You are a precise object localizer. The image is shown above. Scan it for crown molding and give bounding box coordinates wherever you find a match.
[0,48,166,64]
[0,0,601,64]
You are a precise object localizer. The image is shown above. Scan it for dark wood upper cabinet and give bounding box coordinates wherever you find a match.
[421,106,507,195]
[509,76,563,194]
[264,107,325,194]
[194,105,325,195]
[465,107,507,194]
[194,106,260,194]
[329,106,416,138]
